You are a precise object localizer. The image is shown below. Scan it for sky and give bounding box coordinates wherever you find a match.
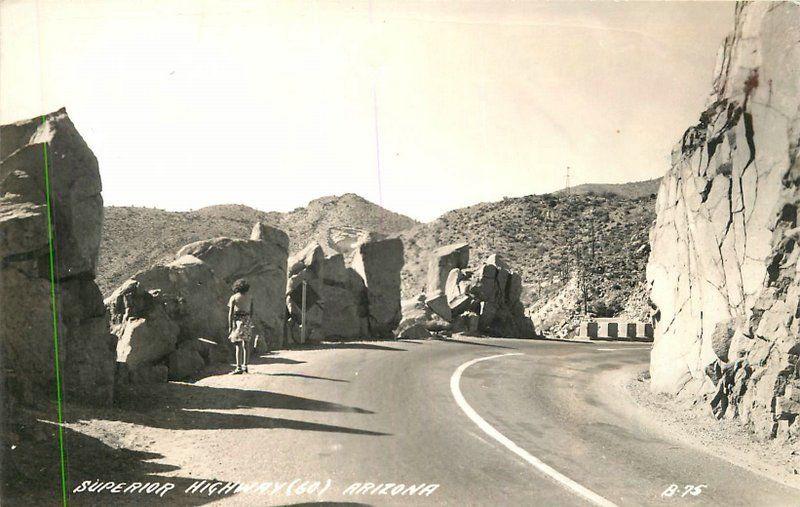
[1,0,734,222]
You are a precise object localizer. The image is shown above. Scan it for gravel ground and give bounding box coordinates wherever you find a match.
[618,366,800,491]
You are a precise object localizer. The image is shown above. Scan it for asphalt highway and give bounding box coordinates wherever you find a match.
[77,337,800,506]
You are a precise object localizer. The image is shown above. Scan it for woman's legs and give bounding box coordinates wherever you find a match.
[241,341,249,371]
[230,342,244,373]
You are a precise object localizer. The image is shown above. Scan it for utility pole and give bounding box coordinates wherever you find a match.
[576,244,588,315]
[588,209,596,263]
[565,166,571,195]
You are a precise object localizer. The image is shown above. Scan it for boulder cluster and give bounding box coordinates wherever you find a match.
[0,109,116,407]
[106,229,405,384]
[398,243,535,339]
[287,238,404,343]
[647,2,800,441]
[107,221,289,382]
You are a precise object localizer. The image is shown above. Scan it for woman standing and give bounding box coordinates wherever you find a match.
[228,278,254,374]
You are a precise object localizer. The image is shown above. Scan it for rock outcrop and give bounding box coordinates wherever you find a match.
[647,2,800,441]
[396,294,453,339]
[98,193,419,296]
[0,109,116,406]
[110,280,179,370]
[107,256,230,381]
[425,242,470,297]
[177,221,289,349]
[320,253,368,339]
[400,243,535,338]
[352,238,405,338]
[107,222,290,381]
[471,254,533,337]
[312,238,406,340]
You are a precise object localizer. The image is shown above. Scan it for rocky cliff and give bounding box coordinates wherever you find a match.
[647,2,800,441]
[0,109,116,406]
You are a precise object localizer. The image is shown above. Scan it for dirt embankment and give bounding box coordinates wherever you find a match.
[617,366,800,490]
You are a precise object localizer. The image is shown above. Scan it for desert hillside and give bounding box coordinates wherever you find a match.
[554,177,661,199]
[98,194,418,295]
[400,191,656,328]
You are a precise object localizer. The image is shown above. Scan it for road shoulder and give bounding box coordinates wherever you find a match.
[607,364,800,491]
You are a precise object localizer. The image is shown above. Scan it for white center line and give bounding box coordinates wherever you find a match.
[450,353,619,507]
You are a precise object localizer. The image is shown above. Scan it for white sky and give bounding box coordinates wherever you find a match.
[1,0,734,222]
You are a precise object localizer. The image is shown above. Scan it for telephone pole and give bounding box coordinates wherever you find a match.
[565,166,571,195]
[588,209,596,263]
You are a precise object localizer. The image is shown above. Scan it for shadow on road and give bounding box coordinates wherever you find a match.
[434,337,517,350]
[304,342,407,352]
[120,383,374,414]
[253,356,308,365]
[280,503,373,506]
[266,373,350,383]
[74,383,389,436]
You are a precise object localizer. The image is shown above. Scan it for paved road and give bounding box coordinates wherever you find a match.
[77,338,800,506]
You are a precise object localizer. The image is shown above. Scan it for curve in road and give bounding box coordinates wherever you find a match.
[450,352,618,507]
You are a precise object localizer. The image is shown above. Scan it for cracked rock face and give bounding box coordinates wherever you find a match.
[647,2,800,440]
[320,253,369,340]
[0,109,116,406]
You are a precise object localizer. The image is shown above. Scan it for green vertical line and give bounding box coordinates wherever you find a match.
[42,115,69,507]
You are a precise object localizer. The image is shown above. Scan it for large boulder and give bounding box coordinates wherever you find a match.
[106,280,180,379]
[468,254,534,338]
[0,109,116,407]
[286,242,325,343]
[115,317,178,369]
[425,242,469,298]
[352,238,404,338]
[320,254,368,339]
[130,255,230,342]
[426,293,452,321]
[0,109,103,277]
[107,254,231,385]
[177,224,289,348]
[647,2,800,440]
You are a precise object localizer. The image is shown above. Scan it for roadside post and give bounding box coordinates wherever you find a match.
[301,280,307,343]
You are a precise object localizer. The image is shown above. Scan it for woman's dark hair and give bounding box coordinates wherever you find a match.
[232,278,250,294]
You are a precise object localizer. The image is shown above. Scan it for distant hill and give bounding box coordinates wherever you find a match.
[553,178,661,200]
[98,194,419,295]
